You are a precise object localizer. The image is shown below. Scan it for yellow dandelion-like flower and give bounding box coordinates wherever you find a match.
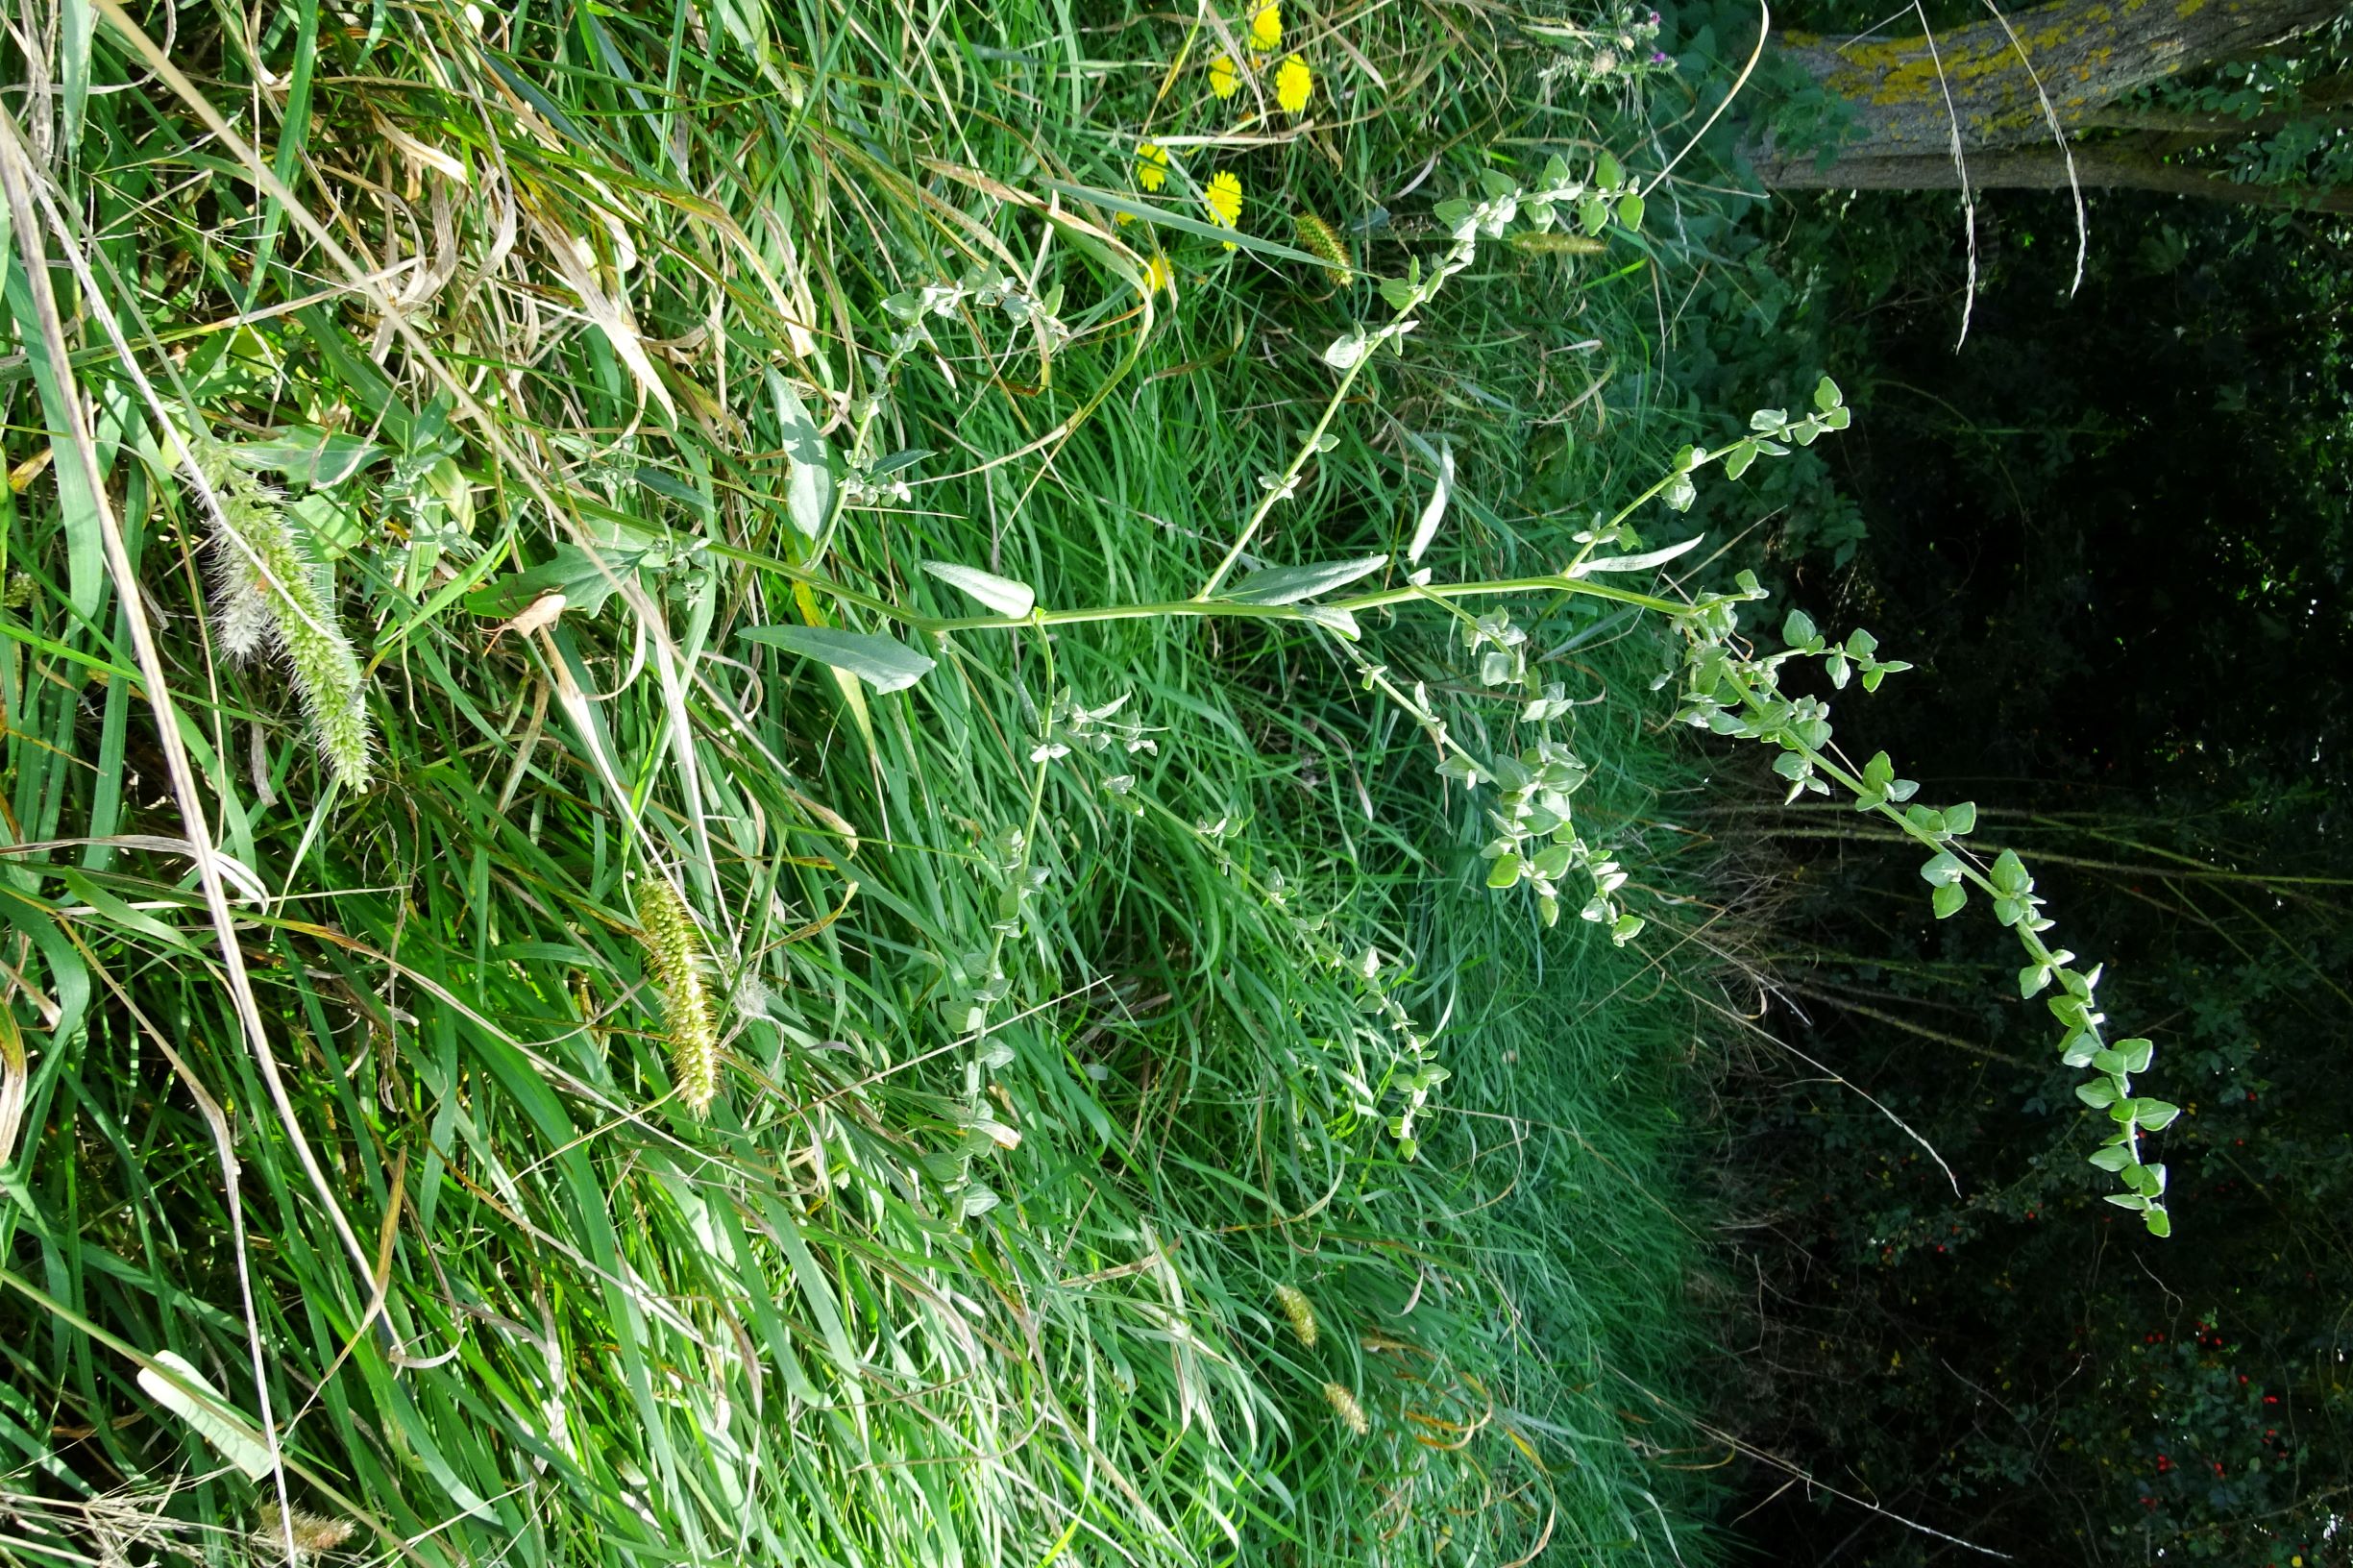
[1323,1381,1370,1436]
[1248,2,1282,52]
[1205,170,1243,228]
[1275,1284,1318,1348]
[1275,55,1312,113]
[1136,140,1169,192]
[1143,252,1174,295]
[1209,52,1239,99]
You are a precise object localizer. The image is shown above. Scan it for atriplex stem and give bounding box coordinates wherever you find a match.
[1568,462,1697,576]
[1193,349,1378,601]
[1194,204,1492,600]
[710,540,1711,634]
[1725,670,2060,965]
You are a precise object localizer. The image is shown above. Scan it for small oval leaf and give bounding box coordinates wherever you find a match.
[1296,603,1362,639]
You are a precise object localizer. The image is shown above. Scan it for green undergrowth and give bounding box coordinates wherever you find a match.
[0,1,1739,1563]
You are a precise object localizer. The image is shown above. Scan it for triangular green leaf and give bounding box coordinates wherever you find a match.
[1223,555,1388,605]
[1572,534,1705,576]
[767,372,835,538]
[923,561,1036,619]
[138,1351,273,1481]
[742,625,934,694]
[465,544,646,619]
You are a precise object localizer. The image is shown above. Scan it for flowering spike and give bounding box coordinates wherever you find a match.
[255,1503,355,1559]
[1275,1283,1318,1347]
[634,872,722,1115]
[1294,211,1351,286]
[192,442,373,792]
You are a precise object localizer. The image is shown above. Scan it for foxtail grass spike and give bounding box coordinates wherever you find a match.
[634,872,721,1115]
[1294,211,1352,287]
[255,1504,355,1559]
[192,443,373,791]
[1507,230,1606,257]
[1275,1284,1318,1348]
[1322,1382,1370,1436]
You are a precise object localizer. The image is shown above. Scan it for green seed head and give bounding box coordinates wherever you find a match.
[634,872,722,1115]
[1293,211,1353,288]
[1275,1284,1318,1348]
[1321,1381,1369,1436]
[191,442,373,792]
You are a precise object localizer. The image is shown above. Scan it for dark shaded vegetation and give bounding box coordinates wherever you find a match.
[1708,173,2353,1563]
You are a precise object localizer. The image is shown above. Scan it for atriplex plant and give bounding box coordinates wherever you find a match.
[744,152,2176,1237]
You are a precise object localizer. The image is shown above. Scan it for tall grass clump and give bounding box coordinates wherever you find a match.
[0,0,2173,1562]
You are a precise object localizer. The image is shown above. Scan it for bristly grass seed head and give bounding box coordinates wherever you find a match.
[1322,1381,1370,1436]
[634,871,722,1115]
[1294,211,1351,287]
[254,1504,355,1560]
[1276,1283,1318,1348]
[190,441,372,793]
[1507,230,1608,257]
